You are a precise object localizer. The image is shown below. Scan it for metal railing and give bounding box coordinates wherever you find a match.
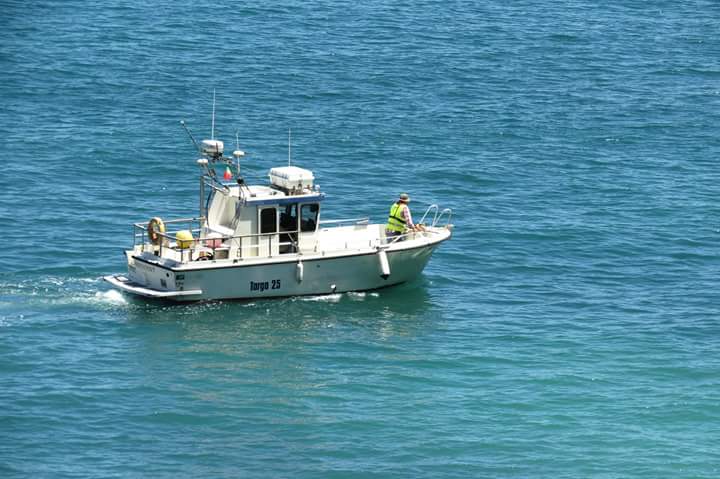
[131,205,452,263]
[133,217,202,251]
[419,204,453,228]
[133,218,299,263]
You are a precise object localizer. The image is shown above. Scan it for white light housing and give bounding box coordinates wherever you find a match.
[201,139,224,156]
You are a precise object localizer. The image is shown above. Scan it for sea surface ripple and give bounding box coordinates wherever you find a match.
[2,1,720,477]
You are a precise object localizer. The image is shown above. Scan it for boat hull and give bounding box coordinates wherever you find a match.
[105,234,448,302]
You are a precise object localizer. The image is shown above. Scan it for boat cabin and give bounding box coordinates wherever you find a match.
[204,166,324,259]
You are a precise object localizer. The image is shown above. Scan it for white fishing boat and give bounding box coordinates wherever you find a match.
[104,119,452,302]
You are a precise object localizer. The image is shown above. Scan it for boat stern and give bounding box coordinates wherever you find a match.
[103,274,202,299]
[104,251,202,300]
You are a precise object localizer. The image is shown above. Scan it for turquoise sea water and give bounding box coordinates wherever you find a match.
[2,1,720,477]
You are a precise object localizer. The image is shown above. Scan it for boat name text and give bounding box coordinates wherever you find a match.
[136,262,155,273]
[250,280,281,292]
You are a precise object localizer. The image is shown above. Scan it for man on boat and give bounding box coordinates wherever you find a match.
[386,193,424,241]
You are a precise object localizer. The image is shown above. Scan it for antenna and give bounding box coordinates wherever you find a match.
[180,120,200,152]
[288,128,292,167]
[233,129,245,175]
[232,130,249,198]
[211,89,216,140]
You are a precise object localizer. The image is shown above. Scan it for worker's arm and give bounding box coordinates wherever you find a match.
[402,205,415,229]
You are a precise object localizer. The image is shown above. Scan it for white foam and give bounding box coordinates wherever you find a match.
[347,292,366,301]
[301,293,342,303]
[94,289,128,305]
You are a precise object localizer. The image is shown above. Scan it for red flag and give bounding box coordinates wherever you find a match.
[223,167,232,181]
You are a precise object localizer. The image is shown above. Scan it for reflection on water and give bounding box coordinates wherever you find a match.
[3,272,444,402]
[116,279,443,405]
[120,279,439,362]
[0,273,442,346]
[126,279,438,341]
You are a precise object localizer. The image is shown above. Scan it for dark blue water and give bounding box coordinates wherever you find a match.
[2,1,720,477]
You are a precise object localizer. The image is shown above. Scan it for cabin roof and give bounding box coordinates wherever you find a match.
[224,184,325,206]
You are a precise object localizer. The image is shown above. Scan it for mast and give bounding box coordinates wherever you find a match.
[211,89,216,140]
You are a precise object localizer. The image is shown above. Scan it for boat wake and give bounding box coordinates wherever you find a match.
[93,289,128,305]
[0,274,132,318]
[300,293,343,303]
[299,291,380,303]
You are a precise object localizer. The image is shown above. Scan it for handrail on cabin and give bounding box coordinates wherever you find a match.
[318,217,369,226]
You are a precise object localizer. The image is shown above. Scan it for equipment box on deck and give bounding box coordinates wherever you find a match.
[269,166,314,190]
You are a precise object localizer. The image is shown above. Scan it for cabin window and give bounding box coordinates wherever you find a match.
[280,204,298,232]
[300,204,319,232]
[279,204,298,254]
[260,208,277,234]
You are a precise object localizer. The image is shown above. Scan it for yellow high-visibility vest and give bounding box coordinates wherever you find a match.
[386,202,407,232]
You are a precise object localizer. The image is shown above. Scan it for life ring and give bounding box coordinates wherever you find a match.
[147,217,166,245]
[196,251,213,261]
